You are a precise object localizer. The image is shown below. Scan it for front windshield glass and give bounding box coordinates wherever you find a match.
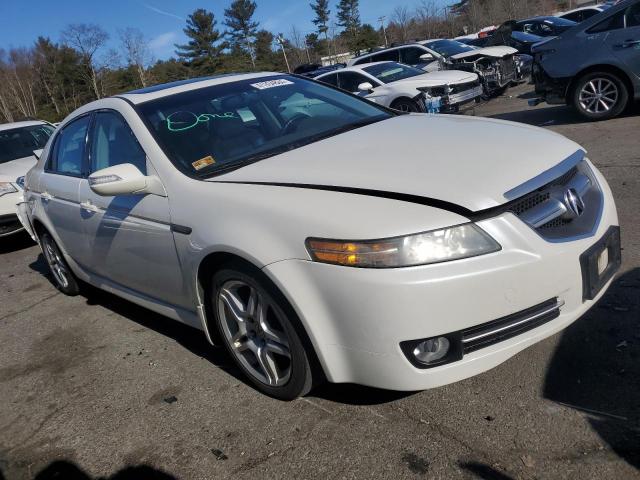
[138,75,392,178]
[0,124,54,164]
[423,40,476,57]
[362,63,424,83]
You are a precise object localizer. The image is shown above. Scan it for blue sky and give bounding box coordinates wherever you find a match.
[1,0,450,60]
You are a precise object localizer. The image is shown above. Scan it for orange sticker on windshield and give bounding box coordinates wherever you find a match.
[192,156,215,171]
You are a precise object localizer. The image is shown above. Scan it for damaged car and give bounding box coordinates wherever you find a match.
[314,61,482,113]
[347,42,518,96]
[420,39,519,96]
[23,73,620,400]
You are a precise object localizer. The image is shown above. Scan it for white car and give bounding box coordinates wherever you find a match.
[22,73,620,400]
[348,41,518,95]
[314,61,482,113]
[556,5,609,22]
[0,121,55,238]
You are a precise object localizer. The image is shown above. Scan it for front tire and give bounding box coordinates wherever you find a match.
[391,98,422,113]
[39,232,80,296]
[572,71,628,121]
[211,261,315,400]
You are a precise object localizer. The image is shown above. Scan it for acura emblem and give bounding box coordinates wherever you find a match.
[564,188,585,218]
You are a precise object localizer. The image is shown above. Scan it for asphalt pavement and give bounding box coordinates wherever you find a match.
[1,83,639,480]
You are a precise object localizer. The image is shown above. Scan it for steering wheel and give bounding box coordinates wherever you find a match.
[281,113,311,135]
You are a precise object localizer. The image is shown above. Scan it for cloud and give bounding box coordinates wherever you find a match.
[143,3,184,21]
[149,31,179,56]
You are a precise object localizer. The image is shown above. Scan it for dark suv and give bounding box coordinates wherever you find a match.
[531,0,640,120]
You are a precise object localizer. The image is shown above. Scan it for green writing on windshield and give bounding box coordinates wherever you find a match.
[166,111,237,132]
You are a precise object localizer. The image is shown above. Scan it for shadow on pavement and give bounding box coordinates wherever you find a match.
[311,382,413,405]
[77,282,248,388]
[543,268,640,470]
[458,462,515,480]
[31,460,177,479]
[0,231,35,254]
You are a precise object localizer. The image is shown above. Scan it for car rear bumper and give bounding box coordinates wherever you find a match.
[263,170,619,391]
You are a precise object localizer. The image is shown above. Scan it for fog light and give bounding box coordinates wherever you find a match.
[413,337,450,365]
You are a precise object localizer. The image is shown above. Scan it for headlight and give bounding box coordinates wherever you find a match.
[306,224,501,268]
[0,182,18,197]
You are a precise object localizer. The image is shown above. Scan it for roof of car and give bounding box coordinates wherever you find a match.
[0,120,49,132]
[316,61,394,76]
[118,71,281,104]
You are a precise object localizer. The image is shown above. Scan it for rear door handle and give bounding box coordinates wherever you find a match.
[80,201,99,213]
[619,39,640,48]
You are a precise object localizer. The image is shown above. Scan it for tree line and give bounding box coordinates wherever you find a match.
[0,0,562,123]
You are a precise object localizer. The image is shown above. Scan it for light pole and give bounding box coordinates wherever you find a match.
[276,35,291,73]
[378,16,388,47]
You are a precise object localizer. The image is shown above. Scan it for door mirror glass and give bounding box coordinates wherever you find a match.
[419,53,434,61]
[358,82,374,92]
[89,163,164,197]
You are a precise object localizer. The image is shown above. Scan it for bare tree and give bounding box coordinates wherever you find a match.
[119,28,153,88]
[392,6,411,43]
[61,23,108,99]
[415,0,442,40]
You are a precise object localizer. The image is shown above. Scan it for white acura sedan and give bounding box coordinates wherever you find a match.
[21,73,620,399]
[314,62,482,113]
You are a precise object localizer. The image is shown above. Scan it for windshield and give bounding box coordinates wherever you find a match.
[423,40,476,57]
[362,63,424,83]
[0,124,54,164]
[137,75,392,178]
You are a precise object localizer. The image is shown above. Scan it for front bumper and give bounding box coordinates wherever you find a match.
[263,165,619,391]
[0,190,23,237]
[532,61,571,105]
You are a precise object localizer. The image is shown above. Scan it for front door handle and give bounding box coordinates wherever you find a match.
[619,39,640,48]
[80,201,99,213]
[41,192,53,202]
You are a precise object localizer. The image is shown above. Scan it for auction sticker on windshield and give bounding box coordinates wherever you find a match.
[251,79,294,90]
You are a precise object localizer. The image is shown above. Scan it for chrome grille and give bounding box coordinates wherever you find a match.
[507,161,603,241]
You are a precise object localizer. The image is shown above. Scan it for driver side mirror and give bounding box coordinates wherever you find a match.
[358,82,374,92]
[419,53,435,61]
[89,163,166,197]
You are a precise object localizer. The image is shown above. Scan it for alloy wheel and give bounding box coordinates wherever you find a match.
[579,78,619,115]
[217,280,292,386]
[41,235,70,289]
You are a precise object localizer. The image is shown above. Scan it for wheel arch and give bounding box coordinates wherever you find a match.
[567,64,634,105]
[195,250,327,383]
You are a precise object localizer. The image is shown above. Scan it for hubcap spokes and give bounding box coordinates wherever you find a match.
[579,78,618,114]
[42,238,69,288]
[218,280,291,386]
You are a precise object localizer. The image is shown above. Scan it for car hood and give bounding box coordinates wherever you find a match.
[0,156,36,182]
[394,70,478,87]
[451,46,518,60]
[213,115,583,213]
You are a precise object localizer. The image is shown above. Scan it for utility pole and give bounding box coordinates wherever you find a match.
[276,35,291,73]
[378,16,388,47]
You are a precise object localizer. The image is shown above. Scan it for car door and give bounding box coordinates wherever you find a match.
[77,110,187,307]
[39,115,91,257]
[337,71,377,95]
[606,3,640,77]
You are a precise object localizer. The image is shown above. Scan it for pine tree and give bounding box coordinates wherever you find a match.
[224,0,259,69]
[336,0,361,51]
[310,0,331,54]
[175,9,225,74]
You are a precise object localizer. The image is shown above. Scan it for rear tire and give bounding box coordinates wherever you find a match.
[391,98,422,113]
[39,232,80,296]
[572,71,628,121]
[211,261,316,400]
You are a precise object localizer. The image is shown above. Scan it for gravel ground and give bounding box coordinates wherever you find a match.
[1,83,639,480]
